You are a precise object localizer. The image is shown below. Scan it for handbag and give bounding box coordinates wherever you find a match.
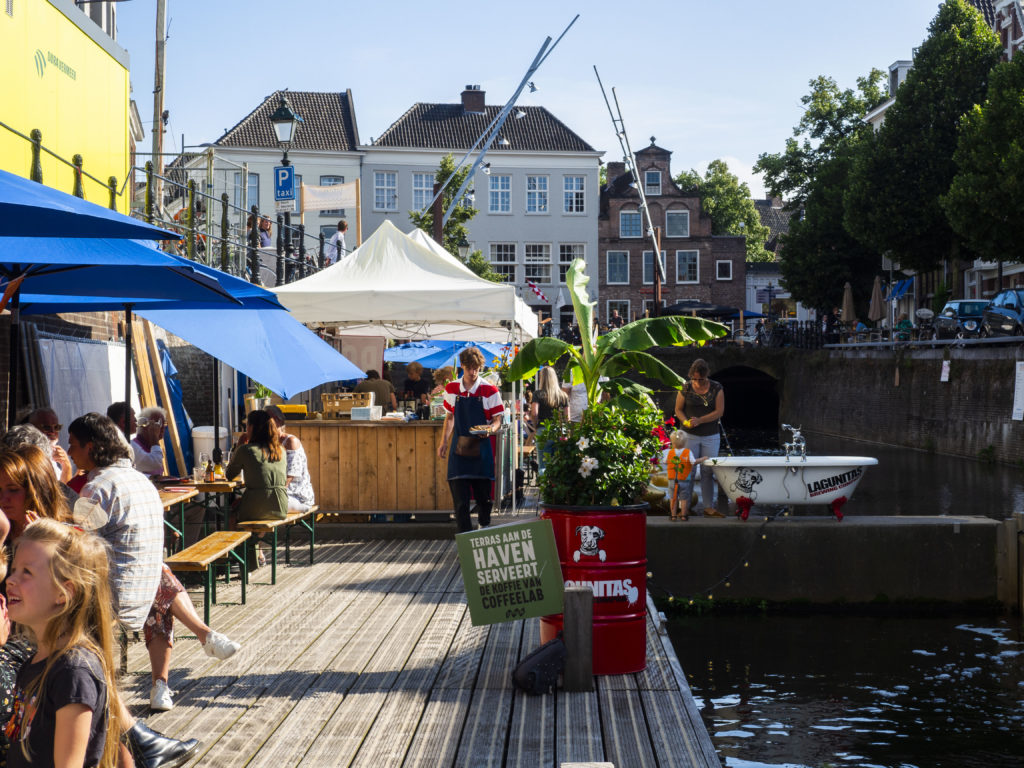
[455,435,482,458]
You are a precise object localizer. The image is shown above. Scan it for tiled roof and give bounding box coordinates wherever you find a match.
[373,104,595,153]
[754,198,792,241]
[967,0,996,26]
[215,90,359,152]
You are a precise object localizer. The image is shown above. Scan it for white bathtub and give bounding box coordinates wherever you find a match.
[706,455,879,520]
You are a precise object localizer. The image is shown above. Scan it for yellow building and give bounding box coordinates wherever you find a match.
[0,0,130,212]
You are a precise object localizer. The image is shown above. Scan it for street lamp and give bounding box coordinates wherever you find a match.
[457,237,471,260]
[269,95,302,283]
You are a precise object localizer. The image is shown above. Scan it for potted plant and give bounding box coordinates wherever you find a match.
[505,258,726,674]
[245,382,274,413]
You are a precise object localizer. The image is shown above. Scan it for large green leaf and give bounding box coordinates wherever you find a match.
[599,377,657,410]
[505,337,573,380]
[597,315,728,355]
[601,350,687,389]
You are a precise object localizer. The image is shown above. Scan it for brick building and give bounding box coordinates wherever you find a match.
[597,140,745,325]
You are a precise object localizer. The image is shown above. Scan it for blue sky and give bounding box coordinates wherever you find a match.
[115,0,948,198]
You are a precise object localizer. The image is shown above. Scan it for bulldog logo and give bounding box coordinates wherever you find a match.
[730,467,764,500]
[573,524,606,562]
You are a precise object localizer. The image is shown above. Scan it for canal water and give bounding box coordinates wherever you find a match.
[669,430,1024,767]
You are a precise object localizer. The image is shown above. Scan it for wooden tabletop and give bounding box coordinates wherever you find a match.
[159,487,199,510]
[180,479,242,493]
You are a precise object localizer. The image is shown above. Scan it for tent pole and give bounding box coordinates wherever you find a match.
[213,358,222,464]
[7,292,20,429]
[124,305,134,438]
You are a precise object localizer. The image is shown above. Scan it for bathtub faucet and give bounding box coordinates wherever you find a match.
[781,424,807,461]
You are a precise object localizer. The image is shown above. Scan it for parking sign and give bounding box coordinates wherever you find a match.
[274,166,295,201]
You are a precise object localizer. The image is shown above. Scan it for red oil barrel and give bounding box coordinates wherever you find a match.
[539,503,647,675]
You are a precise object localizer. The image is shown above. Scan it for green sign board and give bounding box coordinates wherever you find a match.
[456,519,564,626]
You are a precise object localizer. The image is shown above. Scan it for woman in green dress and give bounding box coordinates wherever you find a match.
[226,409,287,522]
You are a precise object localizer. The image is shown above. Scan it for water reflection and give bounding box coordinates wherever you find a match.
[726,430,1024,521]
[670,614,1024,768]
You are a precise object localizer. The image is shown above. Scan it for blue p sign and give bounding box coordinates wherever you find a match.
[274,166,295,201]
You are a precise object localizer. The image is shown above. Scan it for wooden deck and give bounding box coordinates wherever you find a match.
[125,535,720,767]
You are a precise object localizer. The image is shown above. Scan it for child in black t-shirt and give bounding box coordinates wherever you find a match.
[5,519,123,768]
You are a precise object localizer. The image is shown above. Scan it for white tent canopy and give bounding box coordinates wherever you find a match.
[273,220,537,342]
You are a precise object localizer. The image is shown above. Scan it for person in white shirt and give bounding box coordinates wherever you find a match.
[325,219,348,264]
[132,406,168,477]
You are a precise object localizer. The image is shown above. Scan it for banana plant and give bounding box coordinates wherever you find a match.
[506,259,728,409]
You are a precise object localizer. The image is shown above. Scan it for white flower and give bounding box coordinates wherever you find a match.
[579,456,599,478]
[576,437,590,451]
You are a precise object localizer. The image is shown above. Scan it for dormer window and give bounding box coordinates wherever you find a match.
[645,170,661,196]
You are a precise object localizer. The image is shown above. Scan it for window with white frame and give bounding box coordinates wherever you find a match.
[374,171,397,211]
[489,174,511,213]
[412,172,434,212]
[716,260,733,280]
[607,300,630,324]
[619,209,641,238]
[666,209,690,238]
[526,175,549,213]
[232,172,259,212]
[489,243,517,282]
[318,175,345,216]
[643,299,667,317]
[559,244,583,282]
[645,170,662,195]
[563,175,585,213]
[676,250,699,283]
[524,243,551,282]
[606,251,629,284]
[642,250,667,285]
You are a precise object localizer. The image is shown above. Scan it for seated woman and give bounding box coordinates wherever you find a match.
[0,445,72,538]
[225,409,287,522]
[264,405,314,513]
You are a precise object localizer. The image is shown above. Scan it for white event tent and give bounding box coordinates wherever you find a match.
[273,220,538,343]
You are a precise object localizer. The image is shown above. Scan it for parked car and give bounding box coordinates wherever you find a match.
[981,289,1024,337]
[933,299,989,339]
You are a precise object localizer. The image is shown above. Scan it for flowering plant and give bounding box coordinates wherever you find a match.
[536,400,664,506]
[507,259,726,507]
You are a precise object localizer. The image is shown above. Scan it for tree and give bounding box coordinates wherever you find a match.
[755,70,887,210]
[674,160,773,262]
[942,54,1024,265]
[844,0,1002,274]
[408,154,502,282]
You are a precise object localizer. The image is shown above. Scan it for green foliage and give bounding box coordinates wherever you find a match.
[755,70,887,209]
[506,260,728,410]
[408,154,501,282]
[673,160,773,262]
[931,282,951,314]
[535,400,663,507]
[977,444,996,464]
[844,0,1002,273]
[943,54,1024,265]
[754,70,887,310]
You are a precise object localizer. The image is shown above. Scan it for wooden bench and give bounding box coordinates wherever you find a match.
[236,505,318,585]
[165,530,251,625]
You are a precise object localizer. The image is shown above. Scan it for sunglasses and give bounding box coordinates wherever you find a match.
[38,424,62,433]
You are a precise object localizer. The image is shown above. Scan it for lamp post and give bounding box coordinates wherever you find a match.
[270,95,302,283]
[457,237,471,261]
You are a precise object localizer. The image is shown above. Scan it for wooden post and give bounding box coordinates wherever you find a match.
[562,586,594,692]
[432,182,444,247]
[144,161,154,224]
[108,176,118,211]
[29,129,43,183]
[220,193,230,273]
[72,154,84,199]
[248,205,261,285]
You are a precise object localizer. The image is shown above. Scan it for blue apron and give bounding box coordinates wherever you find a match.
[448,395,494,481]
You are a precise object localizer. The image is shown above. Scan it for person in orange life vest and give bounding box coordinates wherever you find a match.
[666,429,707,521]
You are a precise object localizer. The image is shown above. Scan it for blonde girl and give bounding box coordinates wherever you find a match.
[5,519,124,768]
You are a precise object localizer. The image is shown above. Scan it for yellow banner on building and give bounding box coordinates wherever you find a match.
[0,0,130,212]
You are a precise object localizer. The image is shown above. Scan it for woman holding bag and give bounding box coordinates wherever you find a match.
[437,347,504,533]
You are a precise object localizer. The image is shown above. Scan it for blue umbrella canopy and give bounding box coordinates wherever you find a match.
[383,339,462,364]
[415,341,510,370]
[135,308,365,399]
[0,168,180,240]
[0,238,240,305]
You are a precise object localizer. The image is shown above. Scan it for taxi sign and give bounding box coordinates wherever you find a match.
[274,166,295,201]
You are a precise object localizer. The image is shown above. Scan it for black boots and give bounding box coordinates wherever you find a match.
[126,720,200,768]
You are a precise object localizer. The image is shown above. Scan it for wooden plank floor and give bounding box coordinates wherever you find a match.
[125,534,720,767]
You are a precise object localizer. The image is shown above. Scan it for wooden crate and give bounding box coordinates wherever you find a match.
[321,392,373,419]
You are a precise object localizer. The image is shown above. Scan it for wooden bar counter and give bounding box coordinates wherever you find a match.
[289,419,452,511]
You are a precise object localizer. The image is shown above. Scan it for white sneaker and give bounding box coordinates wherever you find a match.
[203,631,240,660]
[150,679,174,711]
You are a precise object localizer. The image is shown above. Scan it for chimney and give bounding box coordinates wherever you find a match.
[461,84,485,114]
[607,162,625,185]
